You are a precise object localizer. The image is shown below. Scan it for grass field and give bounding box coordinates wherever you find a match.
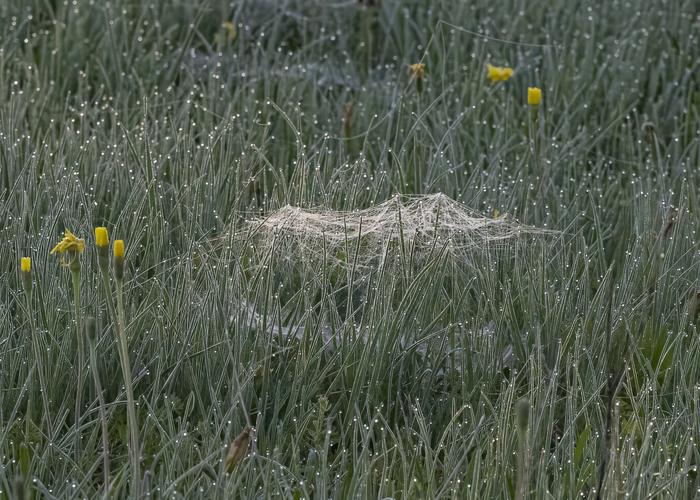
[1,0,699,498]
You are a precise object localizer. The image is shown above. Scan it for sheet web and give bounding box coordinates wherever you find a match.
[247,193,552,267]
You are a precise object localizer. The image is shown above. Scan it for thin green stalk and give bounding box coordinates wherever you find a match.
[99,266,141,497]
[116,278,141,497]
[87,317,111,498]
[23,274,53,439]
[70,258,84,461]
[529,106,545,198]
[515,398,530,500]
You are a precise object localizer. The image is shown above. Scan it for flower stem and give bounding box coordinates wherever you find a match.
[528,106,546,202]
[70,260,84,461]
[100,268,141,496]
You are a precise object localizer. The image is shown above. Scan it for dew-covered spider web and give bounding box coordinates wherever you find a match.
[247,193,553,267]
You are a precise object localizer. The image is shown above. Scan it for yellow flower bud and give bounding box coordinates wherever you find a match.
[95,227,109,247]
[114,240,125,258]
[528,87,542,106]
[20,257,32,294]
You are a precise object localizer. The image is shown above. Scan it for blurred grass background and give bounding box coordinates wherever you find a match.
[1,0,699,497]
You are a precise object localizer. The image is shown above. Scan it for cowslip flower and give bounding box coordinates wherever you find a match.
[528,87,542,106]
[51,230,85,255]
[21,257,31,273]
[487,63,513,83]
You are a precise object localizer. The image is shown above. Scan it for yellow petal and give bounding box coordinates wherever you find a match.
[51,229,85,254]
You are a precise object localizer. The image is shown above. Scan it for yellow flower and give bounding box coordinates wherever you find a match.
[50,230,85,255]
[528,87,542,106]
[21,257,31,273]
[486,63,513,83]
[95,227,109,247]
[114,240,125,258]
[408,63,426,80]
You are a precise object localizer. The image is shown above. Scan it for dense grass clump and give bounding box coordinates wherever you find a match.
[1,0,699,498]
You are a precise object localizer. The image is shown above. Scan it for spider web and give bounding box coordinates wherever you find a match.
[246,193,553,267]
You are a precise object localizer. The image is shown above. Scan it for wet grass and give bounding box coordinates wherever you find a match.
[1,0,699,498]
